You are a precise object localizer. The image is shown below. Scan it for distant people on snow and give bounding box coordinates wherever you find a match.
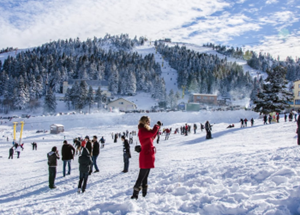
[205,121,212,139]
[244,118,248,127]
[100,136,105,148]
[15,144,21,158]
[114,133,118,143]
[121,135,131,173]
[32,142,37,150]
[227,124,235,128]
[240,118,244,128]
[251,118,254,126]
[8,147,14,159]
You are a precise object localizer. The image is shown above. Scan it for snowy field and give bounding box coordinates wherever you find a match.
[1,111,300,215]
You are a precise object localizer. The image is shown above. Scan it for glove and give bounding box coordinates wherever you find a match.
[157,121,162,126]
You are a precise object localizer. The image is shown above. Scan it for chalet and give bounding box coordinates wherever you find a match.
[190,93,218,105]
[107,98,137,111]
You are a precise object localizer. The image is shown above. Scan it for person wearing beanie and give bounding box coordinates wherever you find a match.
[47,146,60,189]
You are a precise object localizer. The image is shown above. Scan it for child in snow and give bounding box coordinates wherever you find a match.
[78,147,93,193]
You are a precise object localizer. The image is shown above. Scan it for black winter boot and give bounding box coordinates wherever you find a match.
[131,186,141,200]
[142,184,148,197]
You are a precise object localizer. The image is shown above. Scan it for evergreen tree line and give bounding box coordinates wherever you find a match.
[156,43,253,98]
[0,34,166,112]
[64,80,103,112]
[204,43,300,82]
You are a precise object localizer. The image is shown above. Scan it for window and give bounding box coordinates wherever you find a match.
[295,100,300,105]
[298,84,300,88]
[119,102,124,105]
[210,97,214,100]
[298,91,300,97]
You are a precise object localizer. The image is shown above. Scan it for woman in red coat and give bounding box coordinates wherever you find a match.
[131,116,161,199]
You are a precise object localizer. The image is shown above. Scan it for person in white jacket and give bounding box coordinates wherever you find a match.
[15,144,21,158]
[129,133,133,144]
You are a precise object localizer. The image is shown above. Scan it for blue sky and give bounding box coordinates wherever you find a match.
[0,0,299,59]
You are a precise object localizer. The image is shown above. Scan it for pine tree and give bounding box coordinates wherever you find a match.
[44,88,57,113]
[70,81,80,109]
[13,76,30,110]
[64,88,71,110]
[127,71,137,95]
[253,66,293,114]
[86,86,94,113]
[95,86,102,109]
[77,80,88,110]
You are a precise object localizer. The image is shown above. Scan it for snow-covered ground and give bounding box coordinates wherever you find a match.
[1,111,300,215]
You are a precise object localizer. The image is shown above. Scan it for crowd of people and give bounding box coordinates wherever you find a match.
[6,111,300,199]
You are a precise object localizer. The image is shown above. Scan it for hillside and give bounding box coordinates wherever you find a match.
[0,36,262,115]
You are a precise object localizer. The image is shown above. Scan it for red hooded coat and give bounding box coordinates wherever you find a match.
[138,124,159,169]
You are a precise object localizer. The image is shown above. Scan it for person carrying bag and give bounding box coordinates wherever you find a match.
[131,116,161,200]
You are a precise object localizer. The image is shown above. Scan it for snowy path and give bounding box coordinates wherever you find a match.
[1,112,300,215]
[134,42,180,94]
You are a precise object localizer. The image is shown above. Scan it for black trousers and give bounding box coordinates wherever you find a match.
[78,172,89,192]
[49,167,56,188]
[134,168,150,189]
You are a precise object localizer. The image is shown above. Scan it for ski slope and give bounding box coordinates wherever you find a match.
[1,111,300,215]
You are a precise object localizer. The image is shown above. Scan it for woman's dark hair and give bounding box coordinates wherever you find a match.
[52,146,57,152]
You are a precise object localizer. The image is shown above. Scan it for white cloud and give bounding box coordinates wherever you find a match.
[258,11,299,30]
[250,32,300,60]
[166,13,261,45]
[0,0,230,48]
[266,0,278,4]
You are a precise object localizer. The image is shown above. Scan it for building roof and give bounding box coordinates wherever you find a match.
[51,124,64,127]
[108,98,137,106]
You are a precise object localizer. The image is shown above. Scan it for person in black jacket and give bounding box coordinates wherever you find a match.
[91,136,100,173]
[61,140,75,177]
[121,135,131,173]
[47,146,60,189]
[8,147,14,159]
[84,136,93,175]
[205,121,212,139]
[78,147,92,193]
[85,136,92,155]
[100,136,105,148]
